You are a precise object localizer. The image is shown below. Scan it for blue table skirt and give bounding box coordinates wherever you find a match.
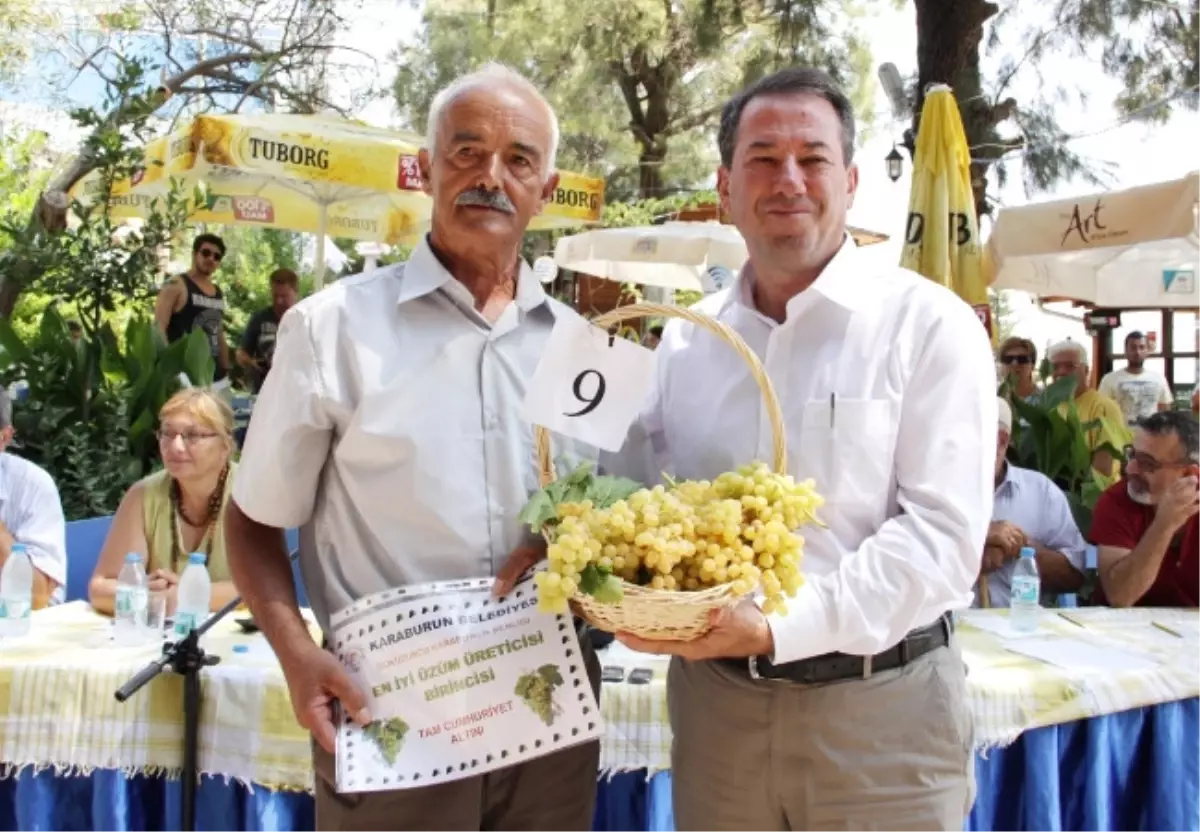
[3,699,1195,831]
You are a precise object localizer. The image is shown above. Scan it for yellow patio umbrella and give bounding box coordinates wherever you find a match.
[70,113,605,286]
[899,85,992,338]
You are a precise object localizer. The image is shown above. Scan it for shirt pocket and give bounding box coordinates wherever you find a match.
[797,398,897,506]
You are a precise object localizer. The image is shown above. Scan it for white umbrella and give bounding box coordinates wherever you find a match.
[987,172,1199,308]
[554,222,748,291]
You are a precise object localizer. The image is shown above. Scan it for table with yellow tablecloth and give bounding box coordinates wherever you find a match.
[0,602,317,792]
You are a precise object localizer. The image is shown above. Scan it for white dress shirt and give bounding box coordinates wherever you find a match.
[981,463,1087,607]
[0,452,67,604]
[233,238,595,637]
[610,238,997,664]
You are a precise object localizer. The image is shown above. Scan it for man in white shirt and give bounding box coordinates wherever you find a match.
[0,390,68,608]
[1099,331,1173,426]
[978,398,1087,607]
[609,67,995,830]
[224,65,598,830]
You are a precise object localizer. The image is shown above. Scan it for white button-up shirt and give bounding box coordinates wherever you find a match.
[610,238,996,664]
[0,452,67,604]
[981,463,1087,607]
[233,239,594,637]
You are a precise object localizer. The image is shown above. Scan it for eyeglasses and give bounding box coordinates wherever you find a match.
[197,248,223,262]
[1122,445,1191,475]
[157,429,220,446]
[1000,354,1032,365]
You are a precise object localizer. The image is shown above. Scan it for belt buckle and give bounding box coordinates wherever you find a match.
[861,655,873,680]
[748,656,787,683]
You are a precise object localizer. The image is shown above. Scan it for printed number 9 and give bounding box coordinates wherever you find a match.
[564,369,606,417]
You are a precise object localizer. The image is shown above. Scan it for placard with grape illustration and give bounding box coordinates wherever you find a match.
[330,574,601,793]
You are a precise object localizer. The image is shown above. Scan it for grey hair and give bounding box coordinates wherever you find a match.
[425,62,560,175]
[1048,339,1088,366]
[1140,410,1200,463]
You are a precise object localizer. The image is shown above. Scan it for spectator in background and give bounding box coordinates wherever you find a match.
[1099,331,1174,426]
[1093,410,1198,608]
[236,268,300,393]
[0,389,67,608]
[155,233,231,382]
[997,336,1040,403]
[88,389,239,616]
[1048,339,1132,486]
[977,397,1086,607]
[642,323,664,350]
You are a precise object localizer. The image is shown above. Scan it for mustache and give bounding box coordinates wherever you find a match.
[455,187,516,214]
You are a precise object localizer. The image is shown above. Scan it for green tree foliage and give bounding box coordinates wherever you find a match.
[911,0,1198,219]
[393,0,874,200]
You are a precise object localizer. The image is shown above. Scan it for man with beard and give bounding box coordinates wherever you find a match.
[236,268,300,393]
[223,64,599,830]
[1093,410,1198,607]
[1099,331,1174,426]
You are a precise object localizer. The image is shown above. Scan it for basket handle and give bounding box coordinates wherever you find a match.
[534,302,787,486]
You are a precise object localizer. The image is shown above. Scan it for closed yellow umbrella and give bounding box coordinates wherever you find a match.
[900,85,992,337]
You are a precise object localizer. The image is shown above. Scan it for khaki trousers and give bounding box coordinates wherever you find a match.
[313,638,601,831]
[669,644,975,831]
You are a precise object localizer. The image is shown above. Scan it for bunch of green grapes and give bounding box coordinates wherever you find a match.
[712,463,822,613]
[363,717,410,766]
[533,462,823,617]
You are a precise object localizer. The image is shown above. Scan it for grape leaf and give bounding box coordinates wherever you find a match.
[578,562,604,595]
[588,475,643,508]
[537,663,565,687]
[518,490,558,530]
[593,574,625,604]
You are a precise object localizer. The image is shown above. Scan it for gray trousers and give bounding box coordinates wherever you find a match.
[668,644,976,831]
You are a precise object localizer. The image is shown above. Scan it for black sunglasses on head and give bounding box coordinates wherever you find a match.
[198,248,223,262]
[1000,354,1032,365]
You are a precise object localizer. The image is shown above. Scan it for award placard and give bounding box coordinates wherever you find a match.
[331,574,601,792]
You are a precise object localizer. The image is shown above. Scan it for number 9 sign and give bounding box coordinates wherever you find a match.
[521,315,657,453]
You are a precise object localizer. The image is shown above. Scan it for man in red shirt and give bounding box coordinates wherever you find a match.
[1092,410,1199,607]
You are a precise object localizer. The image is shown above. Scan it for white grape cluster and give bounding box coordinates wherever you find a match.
[534,462,822,616]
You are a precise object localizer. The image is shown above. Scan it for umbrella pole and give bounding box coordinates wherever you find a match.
[314,206,328,290]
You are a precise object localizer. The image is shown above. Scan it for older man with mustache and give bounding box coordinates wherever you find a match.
[224,64,600,831]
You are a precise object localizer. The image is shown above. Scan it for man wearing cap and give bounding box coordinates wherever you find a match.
[979,397,1087,606]
[0,389,68,608]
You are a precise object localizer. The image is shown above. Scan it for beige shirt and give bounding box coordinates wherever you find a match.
[233,238,594,636]
[608,238,997,665]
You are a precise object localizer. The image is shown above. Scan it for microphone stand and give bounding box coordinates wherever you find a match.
[114,594,243,832]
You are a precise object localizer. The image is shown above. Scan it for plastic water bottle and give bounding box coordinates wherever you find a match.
[172,553,211,642]
[114,553,149,646]
[0,543,34,638]
[1009,546,1041,632]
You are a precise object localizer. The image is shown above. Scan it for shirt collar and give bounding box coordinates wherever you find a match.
[398,235,547,313]
[722,234,868,320]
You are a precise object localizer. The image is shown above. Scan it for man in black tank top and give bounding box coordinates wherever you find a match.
[155,233,230,381]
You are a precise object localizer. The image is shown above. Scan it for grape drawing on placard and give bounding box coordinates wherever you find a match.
[362,717,410,765]
[514,664,565,726]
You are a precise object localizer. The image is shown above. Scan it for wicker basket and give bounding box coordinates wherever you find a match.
[533,302,788,642]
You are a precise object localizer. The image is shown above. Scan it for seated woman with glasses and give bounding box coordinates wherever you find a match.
[89,388,238,615]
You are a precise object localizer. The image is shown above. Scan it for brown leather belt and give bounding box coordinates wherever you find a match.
[721,613,953,685]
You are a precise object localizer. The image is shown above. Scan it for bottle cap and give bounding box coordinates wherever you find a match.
[1019,546,1036,558]
[188,552,208,565]
[232,644,249,654]
[124,552,142,564]
[10,543,26,555]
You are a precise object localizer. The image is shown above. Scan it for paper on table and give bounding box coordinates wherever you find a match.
[958,611,1046,640]
[1002,636,1160,673]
